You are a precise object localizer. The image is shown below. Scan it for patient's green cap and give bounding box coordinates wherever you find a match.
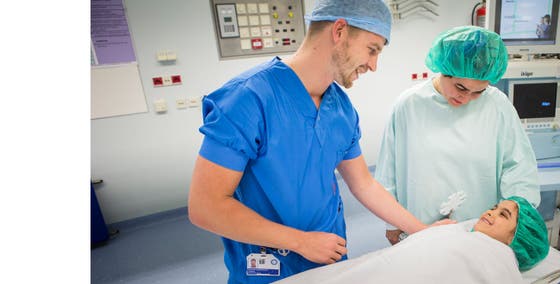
[507,196,549,271]
[425,26,508,84]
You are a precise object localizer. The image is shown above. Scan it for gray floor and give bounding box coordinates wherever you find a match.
[91,177,390,284]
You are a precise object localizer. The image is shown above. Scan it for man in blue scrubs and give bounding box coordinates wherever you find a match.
[188,0,452,283]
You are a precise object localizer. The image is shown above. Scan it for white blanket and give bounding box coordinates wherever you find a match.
[276,224,523,284]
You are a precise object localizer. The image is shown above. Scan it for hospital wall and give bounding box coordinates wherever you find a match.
[91,0,481,224]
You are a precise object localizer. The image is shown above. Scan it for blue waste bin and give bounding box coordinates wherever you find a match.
[91,182,109,246]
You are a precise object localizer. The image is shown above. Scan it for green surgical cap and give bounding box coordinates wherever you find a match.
[507,196,549,271]
[425,26,508,84]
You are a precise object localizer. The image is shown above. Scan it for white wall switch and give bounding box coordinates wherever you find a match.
[187,96,202,108]
[156,50,177,62]
[156,51,167,61]
[176,99,187,109]
[154,99,168,113]
[165,51,177,61]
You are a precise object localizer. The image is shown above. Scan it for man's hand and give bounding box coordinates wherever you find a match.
[385,229,403,245]
[296,232,347,264]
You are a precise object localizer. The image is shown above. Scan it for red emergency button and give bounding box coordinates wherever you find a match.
[251,38,263,49]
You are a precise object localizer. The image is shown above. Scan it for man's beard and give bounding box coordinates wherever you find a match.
[332,41,355,88]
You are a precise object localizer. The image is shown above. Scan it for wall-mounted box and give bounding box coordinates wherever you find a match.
[210,0,305,59]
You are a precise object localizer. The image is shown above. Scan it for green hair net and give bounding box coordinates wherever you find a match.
[506,196,549,271]
[425,26,508,84]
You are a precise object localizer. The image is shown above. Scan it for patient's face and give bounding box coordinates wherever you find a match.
[473,200,518,245]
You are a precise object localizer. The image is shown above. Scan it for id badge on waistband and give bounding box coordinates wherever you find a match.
[246,252,280,277]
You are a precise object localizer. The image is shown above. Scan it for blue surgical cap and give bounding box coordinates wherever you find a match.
[425,26,508,84]
[506,196,549,271]
[305,0,392,44]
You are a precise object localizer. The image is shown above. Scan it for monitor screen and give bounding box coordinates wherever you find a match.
[487,0,560,55]
[512,82,558,119]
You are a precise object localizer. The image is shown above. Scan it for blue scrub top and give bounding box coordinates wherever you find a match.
[199,57,362,283]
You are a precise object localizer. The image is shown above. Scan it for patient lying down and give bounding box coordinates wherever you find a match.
[276,196,549,284]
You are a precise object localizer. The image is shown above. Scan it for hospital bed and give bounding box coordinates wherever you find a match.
[526,165,560,283]
[275,244,560,284]
[522,247,560,284]
[537,164,560,250]
[275,220,560,284]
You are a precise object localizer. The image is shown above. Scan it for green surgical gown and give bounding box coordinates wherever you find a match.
[375,79,540,226]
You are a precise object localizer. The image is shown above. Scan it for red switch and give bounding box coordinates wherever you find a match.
[251,38,263,49]
[422,72,429,79]
[171,75,182,84]
[152,77,163,86]
[411,73,418,80]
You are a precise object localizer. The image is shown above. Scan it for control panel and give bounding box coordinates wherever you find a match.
[210,0,306,59]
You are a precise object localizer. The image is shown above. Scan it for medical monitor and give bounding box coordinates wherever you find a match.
[486,0,560,55]
[508,80,559,128]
